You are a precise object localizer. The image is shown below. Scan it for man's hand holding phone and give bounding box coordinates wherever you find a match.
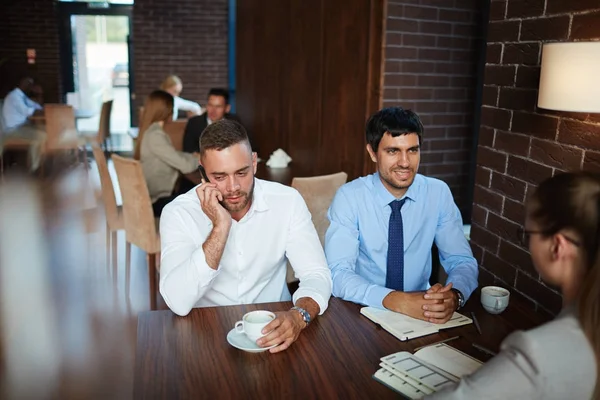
[196,167,231,231]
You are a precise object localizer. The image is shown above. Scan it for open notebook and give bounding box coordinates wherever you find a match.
[373,343,483,399]
[360,307,472,341]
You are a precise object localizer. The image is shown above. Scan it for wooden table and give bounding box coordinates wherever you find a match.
[134,294,548,399]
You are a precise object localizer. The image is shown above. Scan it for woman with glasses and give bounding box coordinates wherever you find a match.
[428,172,599,399]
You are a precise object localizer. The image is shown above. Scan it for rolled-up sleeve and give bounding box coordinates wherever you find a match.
[159,205,221,316]
[285,191,332,314]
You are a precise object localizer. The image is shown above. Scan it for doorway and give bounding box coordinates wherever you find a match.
[58,2,133,150]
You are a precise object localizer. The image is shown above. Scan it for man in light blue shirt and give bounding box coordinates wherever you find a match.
[325,107,478,324]
[2,78,43,131]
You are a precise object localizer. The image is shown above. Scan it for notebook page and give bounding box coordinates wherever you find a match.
[378,361,434,395]
[381,352,459,393]
[373,368,426,400]
[415,343,483,379]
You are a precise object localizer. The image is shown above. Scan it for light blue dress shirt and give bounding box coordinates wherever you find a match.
[2,88,42,131]
[325,172,478,309]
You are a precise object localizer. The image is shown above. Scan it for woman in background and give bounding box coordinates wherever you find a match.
[137,90,199,216]
[427,172,598,399]
[160,75,202,121]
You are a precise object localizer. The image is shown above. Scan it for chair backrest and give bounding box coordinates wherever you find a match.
[0,99,5,134]
[291,172,348,246]
[97,100,113,142]
[43,104,76,150]
[163,120,187,151]
[91,144,121,230]
[112,154,160,253]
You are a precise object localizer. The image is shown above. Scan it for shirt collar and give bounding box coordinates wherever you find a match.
[240,178,269,221]
[372,172,420,208]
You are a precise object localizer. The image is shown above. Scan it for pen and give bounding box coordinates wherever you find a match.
[472,343,497,357]
[471,312,482,335]
[414,335,460,352]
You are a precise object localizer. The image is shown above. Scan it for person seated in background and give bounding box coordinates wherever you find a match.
[160,75,202,121]
[137,90,201,216]
[179,88,247,193]
[2,77,43,130]
[159,119,332,353]
[1,77,45,171]
[427,172,599,400]
[325,107,478,324]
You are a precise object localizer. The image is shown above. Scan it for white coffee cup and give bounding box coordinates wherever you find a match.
[481,286,510,314]
[234,310,276,342]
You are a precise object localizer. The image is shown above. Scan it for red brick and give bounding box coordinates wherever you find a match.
[530,139,584,170]
[474,185,504,213]
[386,46,418,60]
[386,32,403,46]
[477,145,507,172]
[494,131,530,157]
[385,74,418,87]
[439,8,474,23]
[515,66,540,89]
[447,126,471,138]
[506,0,545,18]
[484,65,516,86]
[475,166,492,187]
[477,264,497,288]
[403,34,437,47]
[482,85,498,107]
[583,151,600,173]
[404,5,439,20]
[420,152,445,165]
[418,75,450,86]
[489,1,506,20]
[546,0,600,15]
[453,23,476,37]
[424,127,447,138]
[503,198,526,226]
[399,61,436,73]
[483,252,517,286]
[487,212,521,244]
[430,139,462,151]
[387,18,419,32]
[499,240,537,277]
[444,150,471,162]
[437,36,471,49]
[387,3,403,18]
[520,16,570,41]
[511,111,558,140]
[425,163,467,175]
[478,126,495,147]
[481,106,511,131]
[472,204,488,226]
[419,21,452,35]
[503,43,540,66]
[557,119,600,152]
[498,88,538,111]
[515,272,563,315]
[571,11,600,40]
[471,224,500,254]
[491,172,527,201]
[414,102,447,113]
[488,20,520,42]
[419,48,451,61]
[486,43,502,64]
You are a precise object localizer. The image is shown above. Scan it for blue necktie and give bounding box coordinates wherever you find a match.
[386,199,406,291]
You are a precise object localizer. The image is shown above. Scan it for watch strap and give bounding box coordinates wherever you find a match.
[291,306,311,327]
[451,288,465,309]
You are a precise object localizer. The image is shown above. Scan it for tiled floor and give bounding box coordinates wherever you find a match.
[0,157,165,399]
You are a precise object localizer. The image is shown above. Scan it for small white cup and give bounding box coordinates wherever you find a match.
[481,286,510,314]
[234,310,275,342]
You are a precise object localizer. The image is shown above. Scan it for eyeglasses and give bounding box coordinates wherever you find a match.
[517,228,581,247]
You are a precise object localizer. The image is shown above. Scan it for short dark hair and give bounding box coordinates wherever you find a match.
[199,119,249,155]
[366,107,424,152]
[207,88,230,104]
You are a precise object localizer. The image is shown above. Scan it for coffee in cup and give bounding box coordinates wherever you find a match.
[234,310,276,342]
[480,286,510,314]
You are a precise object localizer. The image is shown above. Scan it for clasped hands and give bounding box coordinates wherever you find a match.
[383,282,458,324]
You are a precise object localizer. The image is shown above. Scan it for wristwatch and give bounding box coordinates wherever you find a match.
[451,288,465,309]
[291,306,311,327]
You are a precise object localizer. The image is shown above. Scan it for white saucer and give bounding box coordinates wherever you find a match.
[226,328,277,353]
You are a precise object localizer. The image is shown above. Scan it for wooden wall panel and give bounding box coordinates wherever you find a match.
[237,0,384,180]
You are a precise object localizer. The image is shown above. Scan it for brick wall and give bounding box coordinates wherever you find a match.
[382,0,482,216]
[132,0,228,122]
[0,0,62,103]
[471,1,600,315]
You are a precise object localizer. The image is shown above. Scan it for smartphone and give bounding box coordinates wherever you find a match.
[198,165,210,183]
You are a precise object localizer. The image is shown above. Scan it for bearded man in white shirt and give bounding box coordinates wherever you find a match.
[159,119,332,353]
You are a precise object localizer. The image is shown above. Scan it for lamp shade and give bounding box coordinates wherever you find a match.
[537,42,600,113]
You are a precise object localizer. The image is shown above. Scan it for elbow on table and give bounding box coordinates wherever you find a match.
[160,287,194,317]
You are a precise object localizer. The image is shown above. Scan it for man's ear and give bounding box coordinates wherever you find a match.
[226,104,231,114]
[252,151,258,174]
[366,144,377,163]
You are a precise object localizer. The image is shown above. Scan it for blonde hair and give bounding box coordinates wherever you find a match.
[530,172,600,397]
[134,90,174,160]
[160,75,182,91]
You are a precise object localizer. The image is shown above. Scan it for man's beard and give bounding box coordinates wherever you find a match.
[381,167,415,190]
[219,178,255,213]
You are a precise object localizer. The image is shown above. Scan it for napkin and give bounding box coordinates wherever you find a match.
[266,148,292,168]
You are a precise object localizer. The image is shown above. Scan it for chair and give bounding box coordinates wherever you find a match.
[43,104,87,173]
[163,120,187,152]
[0,99,35,175]
[81,100,113,150]
[91,144,124,278]
[112,154,161,309]
[287,172,348,282]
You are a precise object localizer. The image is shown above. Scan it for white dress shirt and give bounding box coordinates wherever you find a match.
[2,88,42,131]
[159,178,333,316]
[173,96,202,121]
